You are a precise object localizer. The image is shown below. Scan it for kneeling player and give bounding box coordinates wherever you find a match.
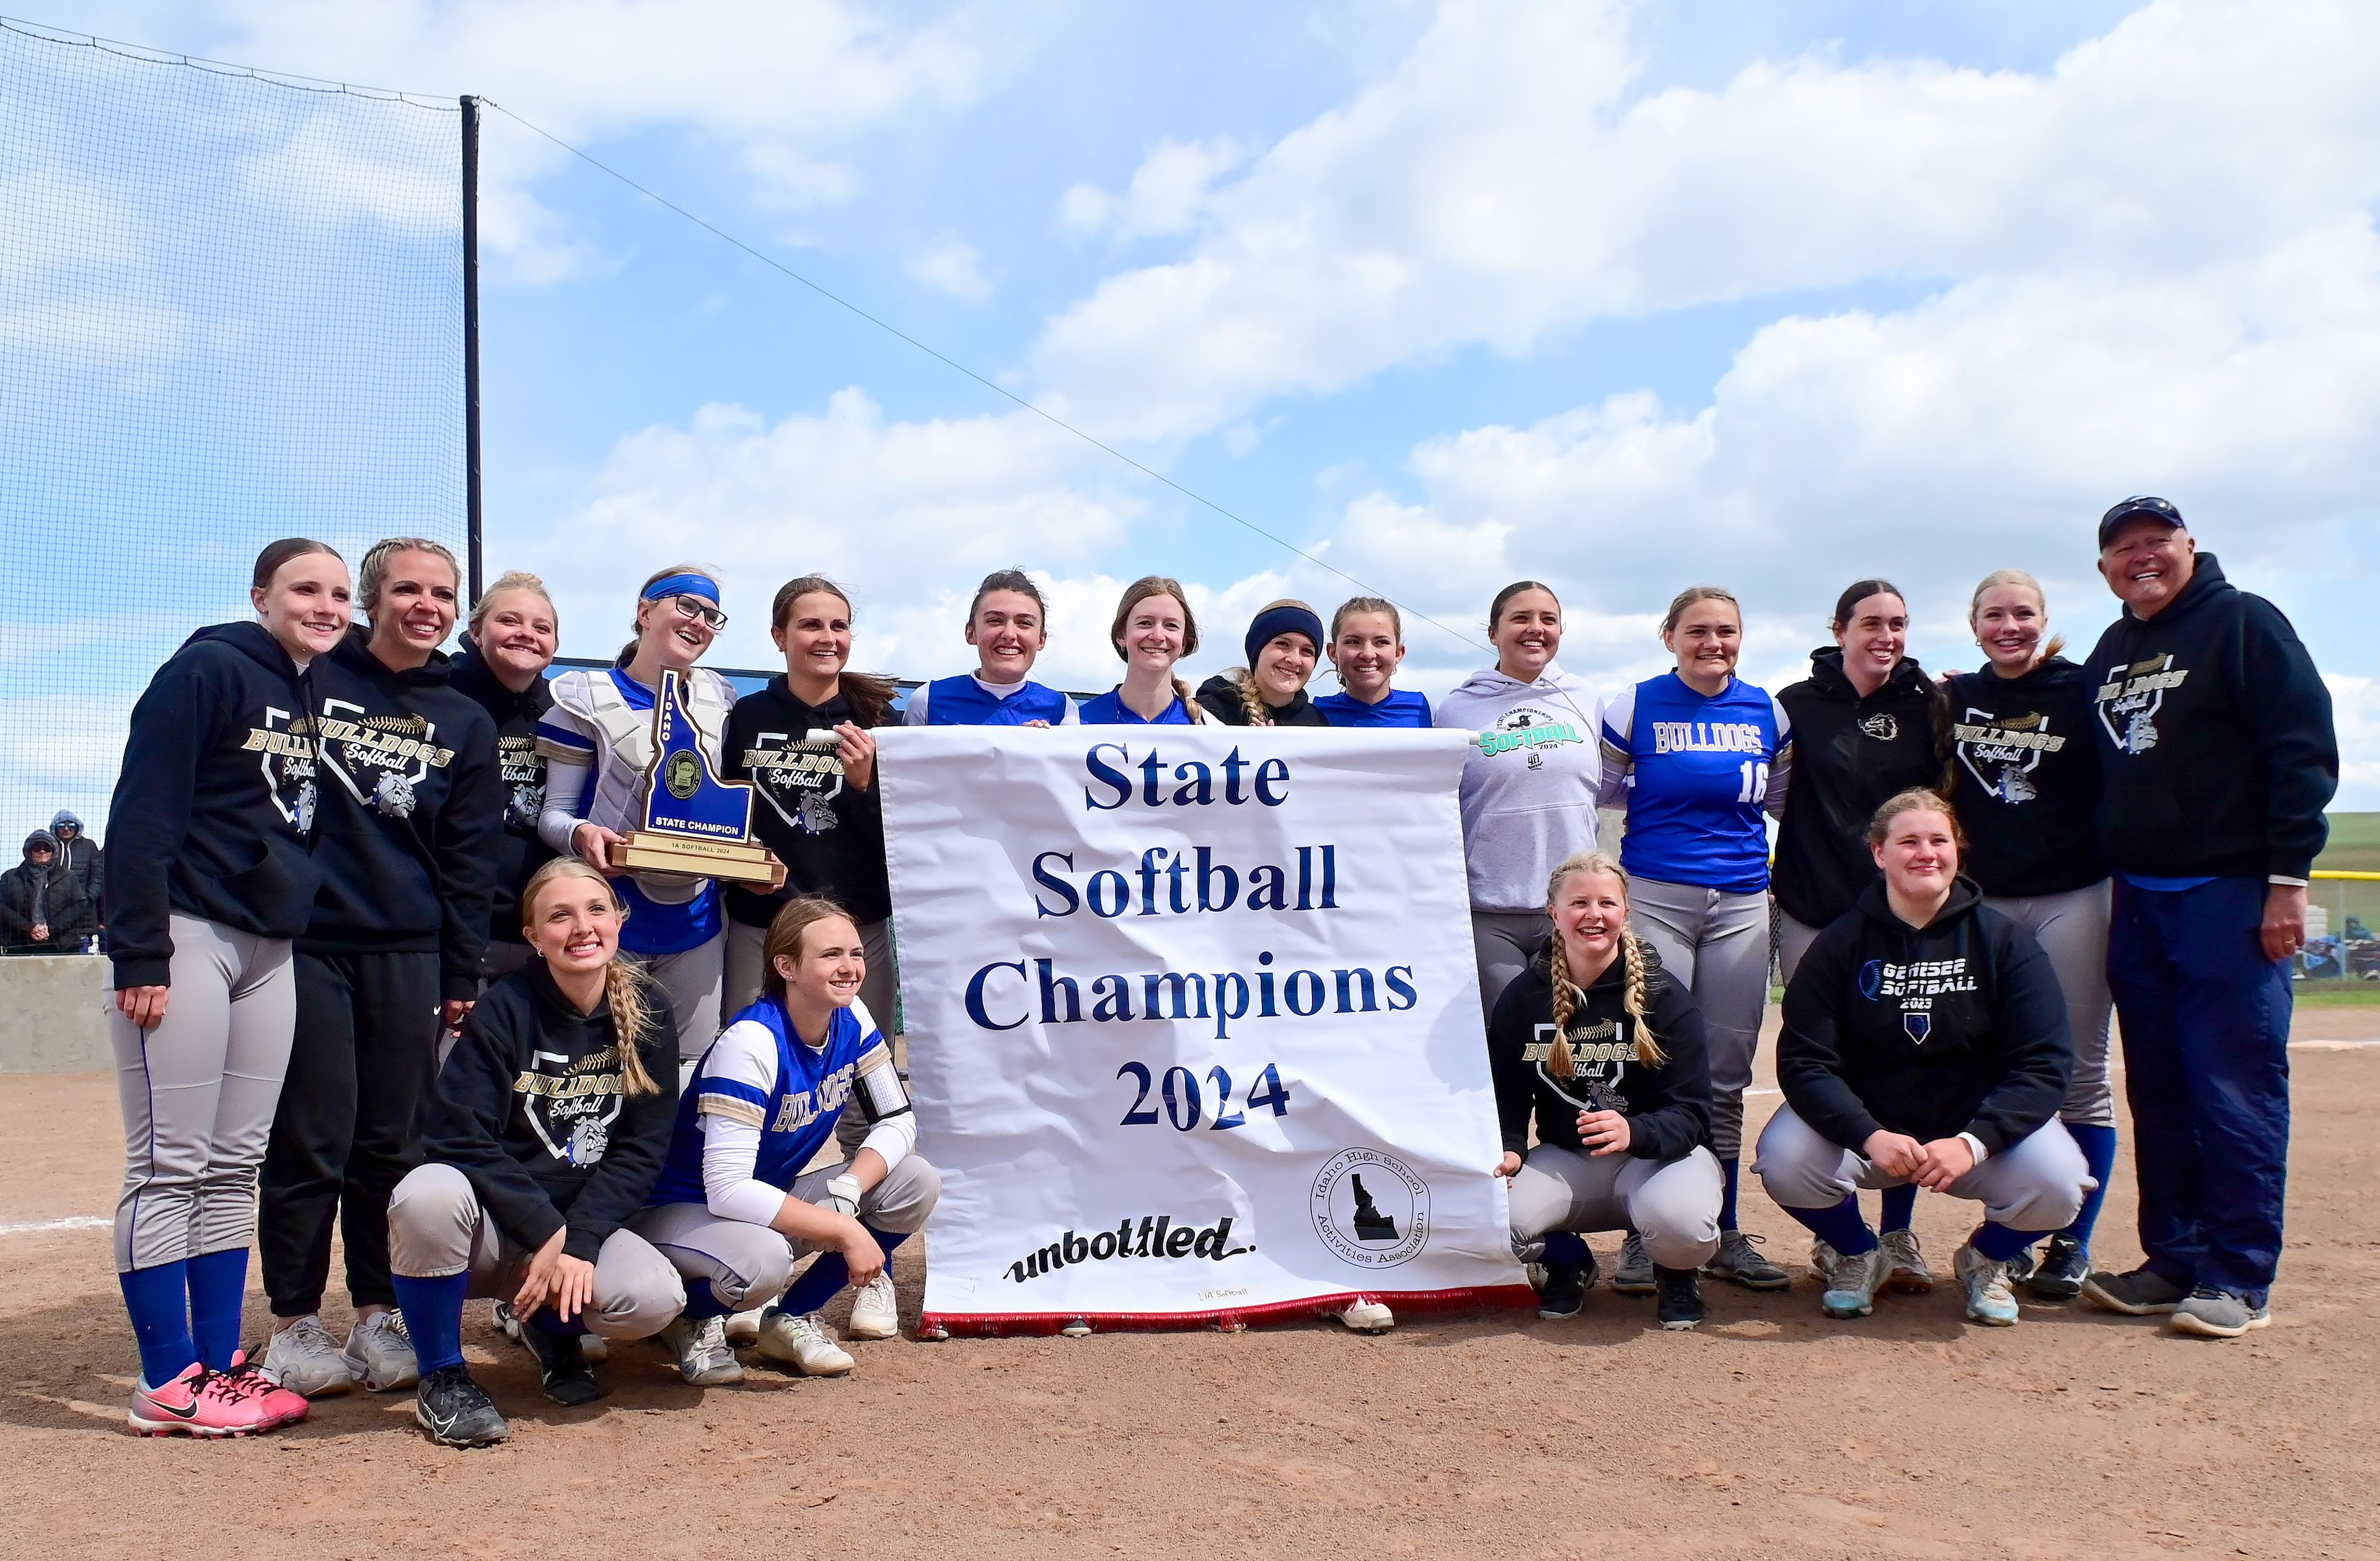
[1490,851,1724,1330]
[389,860,686,1447]
[1755,790,2090,1326]
[633,897,939,1384]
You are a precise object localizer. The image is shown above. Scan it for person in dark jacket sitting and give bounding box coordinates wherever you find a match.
[1489,850,1724,1331]
[1756,788,2088,1329]
[389,858,685,1448]
[1195,599,1333,727]
[1,829,95,953]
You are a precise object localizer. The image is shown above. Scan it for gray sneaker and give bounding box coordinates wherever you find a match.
[1880,1227,1935,1293]
[1611,1232,1657,1295]
[1953,1242,2021,1327]
[260,1316,358,1398]
[2169,1288,2270,1339]
[2080,1264,2190,1316]
[343,1309,419,1392]
[1701,1229,1790,1290]
[1820,1244,1891,1319]
[662,1315,744,1386]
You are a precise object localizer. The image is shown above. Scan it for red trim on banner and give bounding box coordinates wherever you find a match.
[917,1281,1539,1338]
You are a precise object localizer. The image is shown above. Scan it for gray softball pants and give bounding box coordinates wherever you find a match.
[725,916,897,1157]
[1776,911,1827,988]
[1471,910,1546,1025]
[1628,878,1771,1161]
[1507,1143,1724,1271]
[630,931,725,1063]
[111,914,296,1273]
[1754,1105,2091,1232]
[1983,882,2115,1129]
[628,1154,943,1314]
[389,1164,685,1340]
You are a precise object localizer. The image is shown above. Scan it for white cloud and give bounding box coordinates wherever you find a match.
[1058,135,1243,240]
[906,232,992,302]
[1031,0,2380,443]
[2325,674,2380,808]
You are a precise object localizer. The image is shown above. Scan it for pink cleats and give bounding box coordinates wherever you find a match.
[126,1355,306,1438]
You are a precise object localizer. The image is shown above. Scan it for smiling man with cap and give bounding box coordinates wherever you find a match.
[2077,495,2337,1339]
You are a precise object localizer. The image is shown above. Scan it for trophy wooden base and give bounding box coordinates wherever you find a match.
[615,832,777,884]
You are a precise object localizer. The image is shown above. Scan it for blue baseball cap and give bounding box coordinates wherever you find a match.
[2098,495,2185,548]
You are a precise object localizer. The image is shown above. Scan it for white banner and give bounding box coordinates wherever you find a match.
[876,724,1531,1333]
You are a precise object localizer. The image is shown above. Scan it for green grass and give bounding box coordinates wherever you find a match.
[2318,811,2380,875]
[2292,981,2380,1007]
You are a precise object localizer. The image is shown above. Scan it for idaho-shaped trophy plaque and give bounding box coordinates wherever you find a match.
[614,668,776,883]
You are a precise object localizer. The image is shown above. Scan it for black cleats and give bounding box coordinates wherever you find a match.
[1538,1262,1589,1320]
[514,1320,602,1407]
[2023,1233,2089,1302]
[1655,1265,1708,1331]
[415,1365,508,1448]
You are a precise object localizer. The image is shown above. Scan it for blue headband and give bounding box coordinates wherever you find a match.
[642,572,719,604]
[1244,603,1325,670]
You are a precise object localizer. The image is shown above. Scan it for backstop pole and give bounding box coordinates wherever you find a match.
[462,94,484,604]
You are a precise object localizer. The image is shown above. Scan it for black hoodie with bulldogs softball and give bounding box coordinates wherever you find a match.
[304,627,504,1001]
[2080,554,2337,882]
[1487,940,1713,1164]
[448,637,557,949]
[1778,877,2072,1154]
[104,621,324,989]
[721,675,892,929]
[1772,648,1947,929]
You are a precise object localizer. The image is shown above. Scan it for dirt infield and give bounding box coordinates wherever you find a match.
[4,1010,2376,1560]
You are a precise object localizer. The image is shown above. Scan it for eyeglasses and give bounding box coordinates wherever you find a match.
[663,595,728,631]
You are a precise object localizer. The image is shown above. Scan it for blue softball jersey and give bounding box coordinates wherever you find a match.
[1077,687,1197,725]
[648,996,892,1205]
[1600,671,1791,895]
[1312,689,1433,728]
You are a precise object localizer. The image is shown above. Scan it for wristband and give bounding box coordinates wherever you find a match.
[2268,875,2309,888]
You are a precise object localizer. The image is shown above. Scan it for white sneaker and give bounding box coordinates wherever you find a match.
[845,1273,899,1341]
[755,1307,855,1376]
[260,1316,358,1398]
[661,1316,744,1386]
[1336,1298,1395,1333]
[723,1306,767,1348]
[494,1300,604,1363]
[342,1309,419,1391]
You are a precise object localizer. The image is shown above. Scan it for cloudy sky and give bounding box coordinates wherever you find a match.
[24,0,2380,808]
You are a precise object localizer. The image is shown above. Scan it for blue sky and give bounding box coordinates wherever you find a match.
[12,0,2380,817]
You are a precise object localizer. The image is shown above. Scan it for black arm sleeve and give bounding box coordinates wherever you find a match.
[1964,919,2075,1154]
[1776,924,1885,1152]
[1485,978,1540,1159]
[560,1010,682,1262]
[1626,978,1713,1161]
[420,1003,570,1254]
[2237,598,2338,880]
[432,717,505,1001]
[103,661,217,988]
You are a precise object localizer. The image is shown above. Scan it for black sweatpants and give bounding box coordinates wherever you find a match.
[260,949,441,1317]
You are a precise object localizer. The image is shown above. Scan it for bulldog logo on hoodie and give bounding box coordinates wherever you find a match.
[317,699,457,817]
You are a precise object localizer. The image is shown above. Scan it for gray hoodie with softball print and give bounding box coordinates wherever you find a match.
[1433,664,1608,913]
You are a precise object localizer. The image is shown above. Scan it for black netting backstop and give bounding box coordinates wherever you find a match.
[0,21,465,842]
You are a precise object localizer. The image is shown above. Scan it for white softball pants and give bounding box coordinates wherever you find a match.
[1983,881,2115,1129]
[1753,1105,2091,1232]
[1506,1143,1724,1271]
[1627,878,1771,1161]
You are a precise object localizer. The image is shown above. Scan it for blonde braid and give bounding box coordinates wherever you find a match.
[1232,668,1271,726]
[604,958,662,1097]
[1620,928,1665,1066]
[1546,926,1580,1078]
[1171,673,1209,723]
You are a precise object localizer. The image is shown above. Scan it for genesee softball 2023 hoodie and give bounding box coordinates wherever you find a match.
[1778,877,2072,1154]
[2079,553,2337,882]
[104,621,325,989]
[304,627,505,1002]
[1432,664,1607,913]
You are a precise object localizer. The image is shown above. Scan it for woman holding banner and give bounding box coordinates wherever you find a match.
[1079,576,1209,725]
[1315,597,1432,728]
[536,564,741,1066]
[1196,599,1332,727]
[105,538,349,1437]
[902,568,1078,727]
[1435,582,1607,1020]
[1491,850,1723,1330]
[1595,586,1792,1293]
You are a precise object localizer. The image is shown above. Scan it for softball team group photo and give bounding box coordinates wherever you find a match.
[103,492,2337,1448]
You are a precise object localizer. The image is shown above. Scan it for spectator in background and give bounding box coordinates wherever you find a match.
[50,811,103,934]
[1,829,95,954]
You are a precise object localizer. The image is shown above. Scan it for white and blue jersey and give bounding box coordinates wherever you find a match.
[1077,686,1196,725]
[1313,689,1432,728]
[902,673,1078,727]
[648,995,909,1209]
[1599,672,1792,895]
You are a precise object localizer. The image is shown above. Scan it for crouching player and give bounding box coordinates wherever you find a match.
[1490,851,1725,1330]
[389,860,687,1447]
[632,898,939,1384]
[1755,789,2091,1327]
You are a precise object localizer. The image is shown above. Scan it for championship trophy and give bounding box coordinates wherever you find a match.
[613,669,777,883]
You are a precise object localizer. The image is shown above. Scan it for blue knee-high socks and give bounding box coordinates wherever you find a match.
[1879,1183,1918,1232]
[1541,1232,1589,1269]
[1783,1196,1877,1256]
[778,1229,906,1317]
[120,1262,196,1387]
[1972,1222,2057,1262]
[185,1249,248,1371]
[1718,1158,1742,1231]
[2064,1121,2118,1244]
[390,1273,469,1374]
